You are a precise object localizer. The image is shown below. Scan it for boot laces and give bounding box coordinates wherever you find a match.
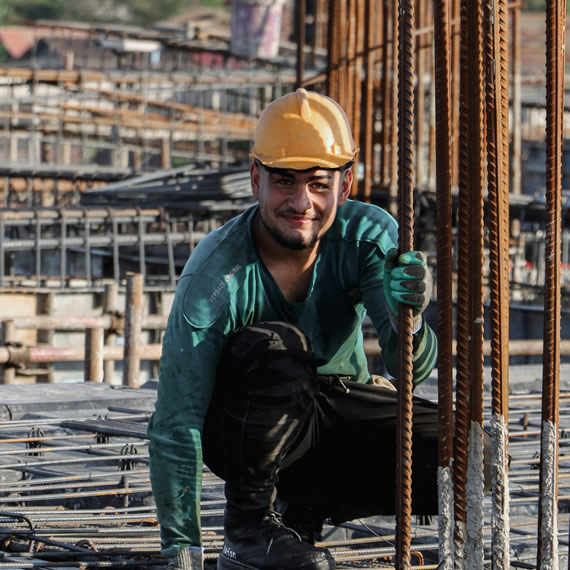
[261,511,302,554]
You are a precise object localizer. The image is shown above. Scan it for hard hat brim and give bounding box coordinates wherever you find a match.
[251,151,357,171]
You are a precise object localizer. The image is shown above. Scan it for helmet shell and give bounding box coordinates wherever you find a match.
[250,88,358,170]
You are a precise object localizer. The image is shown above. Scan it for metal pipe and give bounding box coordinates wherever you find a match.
[123,272,143,388]
[1,320,16,385]
[0,344,162,364]
[7,314,167,332]
[84,327,104,382]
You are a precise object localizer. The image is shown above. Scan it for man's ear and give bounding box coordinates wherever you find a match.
[250,161,260,199]
[338,168,353,205]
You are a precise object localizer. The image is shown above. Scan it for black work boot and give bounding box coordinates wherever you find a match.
[217,510,336,570]
[274,497,325,545]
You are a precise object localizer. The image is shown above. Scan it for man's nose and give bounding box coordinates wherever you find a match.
[289,184,311,211]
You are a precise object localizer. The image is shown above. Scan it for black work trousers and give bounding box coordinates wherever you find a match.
[202,321,439,525]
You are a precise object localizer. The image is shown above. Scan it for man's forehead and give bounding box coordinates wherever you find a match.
[265,166,335,179]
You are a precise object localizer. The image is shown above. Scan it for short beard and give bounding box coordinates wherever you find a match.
[260,214,317,251]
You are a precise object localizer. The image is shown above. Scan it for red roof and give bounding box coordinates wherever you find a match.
[0,25,90,60]
[0,27,38,59]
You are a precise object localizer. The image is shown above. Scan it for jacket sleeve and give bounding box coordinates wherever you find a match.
[359,241,438,385]
[147,281,229,556]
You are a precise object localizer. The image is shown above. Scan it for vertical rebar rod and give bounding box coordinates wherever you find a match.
[295,0,307,89]
[327,0,338,99]
[362,0,375,202]
[433,0,454,565]
[380,0,390,187]
[389,0,399,210]
[351,0,364,200]
[123,272,143,388]
[455,0,485,567]
[510,4,521,197]
[346,0,357,124]
[414,0,426,189]
[484,0,511,566]
[338,0,348,109]
[537,0,564,566]
[395,0,415,565]
[450,0,460,189]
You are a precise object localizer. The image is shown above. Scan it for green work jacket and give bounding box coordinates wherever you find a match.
[147,199,437,555]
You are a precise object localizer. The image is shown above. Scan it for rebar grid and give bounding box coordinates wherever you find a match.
[1,388,570,568]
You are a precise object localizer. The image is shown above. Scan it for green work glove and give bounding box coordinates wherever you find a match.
[166,546,204,569]
[383,248,432,331]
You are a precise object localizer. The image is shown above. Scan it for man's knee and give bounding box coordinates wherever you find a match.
[219,321,319,406]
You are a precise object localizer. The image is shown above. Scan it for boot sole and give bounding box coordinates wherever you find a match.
[217,552,336,570]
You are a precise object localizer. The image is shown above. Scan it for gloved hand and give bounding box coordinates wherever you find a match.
[383,248,432,331]
[166,546,204,569]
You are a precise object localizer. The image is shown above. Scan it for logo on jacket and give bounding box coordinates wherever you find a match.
[209,264,242,303]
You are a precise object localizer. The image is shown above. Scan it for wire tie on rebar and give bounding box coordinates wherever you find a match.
[26,427,45,457]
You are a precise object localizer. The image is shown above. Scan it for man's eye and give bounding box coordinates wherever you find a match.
[312,183,330,192]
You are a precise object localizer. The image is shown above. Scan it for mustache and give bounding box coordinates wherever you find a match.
[277,208,319,219]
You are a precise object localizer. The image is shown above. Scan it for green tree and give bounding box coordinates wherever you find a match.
[123,0,190,26]
[0,0,210,26]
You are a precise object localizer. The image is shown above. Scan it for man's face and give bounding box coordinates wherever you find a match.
[250,162,352,251]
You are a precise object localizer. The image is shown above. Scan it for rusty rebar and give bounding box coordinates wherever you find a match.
[450,0,461,189]
[432,0,453,564]
[537,0,565,565]
[510,5,522,196]
[380,0,391,187]
[455,0,485,565]
[484,0,511,565]
[295,0,306,89]
[389,0,399,207]
[361,0,375,202]
[349,0,364,200]
[395,0,415,565]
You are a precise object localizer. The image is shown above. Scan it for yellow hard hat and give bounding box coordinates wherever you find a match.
[250,88,358,170]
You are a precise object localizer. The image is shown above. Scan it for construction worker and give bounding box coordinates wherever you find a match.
[148,88,439,570]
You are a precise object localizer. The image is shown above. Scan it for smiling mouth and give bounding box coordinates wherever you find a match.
[280,212,317,223]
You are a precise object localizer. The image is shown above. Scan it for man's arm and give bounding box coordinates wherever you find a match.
[148,293,227,558]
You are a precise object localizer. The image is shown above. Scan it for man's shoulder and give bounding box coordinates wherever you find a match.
[174,207,256,328]
[333,200,398,250]
[181,207,254,274]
